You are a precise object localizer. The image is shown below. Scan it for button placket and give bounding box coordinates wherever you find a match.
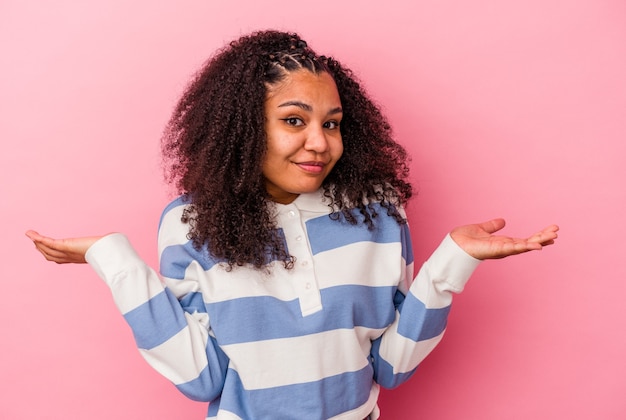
[280,205,322,316]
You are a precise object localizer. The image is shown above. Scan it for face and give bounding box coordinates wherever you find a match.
[262,69,343,204]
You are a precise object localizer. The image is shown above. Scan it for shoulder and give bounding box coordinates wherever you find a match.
[159,195,191,226]
[157,195,193,250]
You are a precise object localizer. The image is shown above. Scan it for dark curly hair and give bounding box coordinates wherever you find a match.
[162,30,412,269]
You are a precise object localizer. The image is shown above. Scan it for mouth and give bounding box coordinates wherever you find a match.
[295,161,326,174]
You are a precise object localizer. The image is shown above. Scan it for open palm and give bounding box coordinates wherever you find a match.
[25,230,103,264]
[450,218,558,260]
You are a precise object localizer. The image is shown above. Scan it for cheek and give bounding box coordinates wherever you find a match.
[333,139,344,161]
[272,134,308,162]
[263,136,295,170]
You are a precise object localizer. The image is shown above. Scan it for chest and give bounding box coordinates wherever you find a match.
[200,214,404,346]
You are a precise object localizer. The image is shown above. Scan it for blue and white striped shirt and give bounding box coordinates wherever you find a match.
[86,190,480,419]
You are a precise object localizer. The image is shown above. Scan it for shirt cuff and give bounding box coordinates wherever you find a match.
[84,233,142,287]
[427,234,481,294]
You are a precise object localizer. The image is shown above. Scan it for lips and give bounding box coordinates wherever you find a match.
[295,161,326,174]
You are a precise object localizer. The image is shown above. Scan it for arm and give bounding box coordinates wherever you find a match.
[85,233,228,402]
[25,216,230,402]
[370,219,558,388]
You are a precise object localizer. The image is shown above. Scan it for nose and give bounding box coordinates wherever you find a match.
[304,126,329,153]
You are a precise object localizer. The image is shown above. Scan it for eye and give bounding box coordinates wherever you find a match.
[282,117,304,126]
[323,120,340,130]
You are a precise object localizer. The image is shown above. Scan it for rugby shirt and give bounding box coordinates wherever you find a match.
[85,190,480,419]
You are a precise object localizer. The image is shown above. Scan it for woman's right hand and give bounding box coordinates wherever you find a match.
[25,230,104,264]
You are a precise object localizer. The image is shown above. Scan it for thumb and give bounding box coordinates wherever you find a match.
[479,218,506,234]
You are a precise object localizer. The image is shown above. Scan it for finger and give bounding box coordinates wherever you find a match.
[26,230,53,245]
[26,230,59,248]
[539,225,559,237]
[25,230,40,240]
[30,237,74,258]
[527,227,559,244]
[35,235,74,254]
[490,241,534,259]
[32,242,64,260]
[512,238,541,251]
[38,252,72,264]
[32,243,79,264]
[539,225,559,235]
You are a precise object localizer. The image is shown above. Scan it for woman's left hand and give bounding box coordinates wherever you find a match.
[450,218,559,260]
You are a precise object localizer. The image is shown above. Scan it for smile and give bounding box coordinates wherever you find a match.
[295,161,326,174]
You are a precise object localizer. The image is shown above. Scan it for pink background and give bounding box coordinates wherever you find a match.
[2,0,625,418]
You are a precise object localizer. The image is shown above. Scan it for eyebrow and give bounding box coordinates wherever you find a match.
[278,100,343,115]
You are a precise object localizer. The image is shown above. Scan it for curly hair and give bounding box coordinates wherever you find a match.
[162,30,413,269]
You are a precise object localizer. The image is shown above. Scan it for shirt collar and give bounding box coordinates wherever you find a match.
[270,189,332,215]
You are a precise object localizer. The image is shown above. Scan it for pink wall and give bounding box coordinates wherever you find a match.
[2,1,625,418]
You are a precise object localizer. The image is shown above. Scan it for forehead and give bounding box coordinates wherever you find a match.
[265,70,341,106]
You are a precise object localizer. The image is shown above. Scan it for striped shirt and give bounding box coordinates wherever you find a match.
[85,190,480,419]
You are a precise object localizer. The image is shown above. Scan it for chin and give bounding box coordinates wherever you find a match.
[296,184,324,194]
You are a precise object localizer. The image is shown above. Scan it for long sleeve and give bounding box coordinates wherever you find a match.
[370,233,481,389]
[85,232,229,402]
[83,192,481,419]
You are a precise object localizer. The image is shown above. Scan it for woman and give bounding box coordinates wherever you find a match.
[27,30,558,419]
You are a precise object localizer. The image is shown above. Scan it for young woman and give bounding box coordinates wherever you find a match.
[26,30,558,419]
